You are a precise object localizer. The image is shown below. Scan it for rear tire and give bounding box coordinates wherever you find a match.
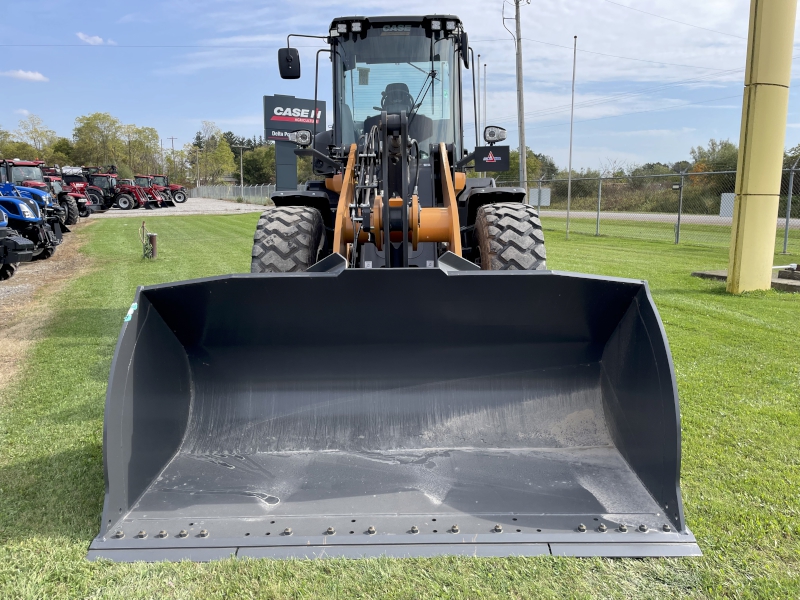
[251,206,325,273]
[172,190,187,203]
[474,203,546,270]
[60,196,79,225]
[0,262,19,280]
[87,190,105,211]
[117,194,134,210]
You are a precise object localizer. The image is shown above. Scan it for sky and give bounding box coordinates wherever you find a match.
[2,0,800,171]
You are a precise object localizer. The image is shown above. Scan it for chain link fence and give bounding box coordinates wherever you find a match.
[190,184,276,205]
[519,170,799,253]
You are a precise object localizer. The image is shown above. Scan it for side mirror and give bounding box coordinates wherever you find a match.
[460,31,469,68]
[278,47,301,79]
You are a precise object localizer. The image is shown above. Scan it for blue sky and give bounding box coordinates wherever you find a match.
[2,0,800,170]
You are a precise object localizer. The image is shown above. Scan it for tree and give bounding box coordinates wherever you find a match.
[14,114,56,154]
[73,113,123,166]
[690,139,738,172]
[241,145,276,184]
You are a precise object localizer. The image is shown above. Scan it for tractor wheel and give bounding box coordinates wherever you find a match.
[172,190,187,203]
[0,262,19,281]
[474,203,546,270]
[117,194,135,210]
[88,190,105,211]
[33,245,56,261]
[60,196,80,225]
[78,204,90,218]
[251,206,325,273]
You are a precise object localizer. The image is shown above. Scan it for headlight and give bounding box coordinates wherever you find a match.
[445,21,457,31]
[484,126,508,144]
[42,194,52,203]
[19,204,35,218]
[288,129,313,147]
[350,21,362,33]
[337,23,348,33]
[430,20,442,31]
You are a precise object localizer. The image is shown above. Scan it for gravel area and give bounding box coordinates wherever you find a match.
[90,197,266,218]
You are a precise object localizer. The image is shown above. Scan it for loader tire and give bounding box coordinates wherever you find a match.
[0,262,19,281]
[172,190,187,203]
[251,206,325,273]
[474,203,546,270]
[61,196,79,225]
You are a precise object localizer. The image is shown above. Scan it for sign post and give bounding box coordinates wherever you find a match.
[264,95,327,191]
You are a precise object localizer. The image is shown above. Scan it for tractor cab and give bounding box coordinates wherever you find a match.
[0,159,49,190]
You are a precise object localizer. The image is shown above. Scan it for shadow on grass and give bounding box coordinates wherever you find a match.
[0,442,104,544]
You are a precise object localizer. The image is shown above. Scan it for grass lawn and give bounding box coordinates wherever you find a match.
[540,215,800,250]
[0,214,798,599]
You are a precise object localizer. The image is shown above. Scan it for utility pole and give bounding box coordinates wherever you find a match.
[566,35,577,240]
[196,146,200,188]
[514,0,528,190]
[232,145,250,193]
[168,136,177,179]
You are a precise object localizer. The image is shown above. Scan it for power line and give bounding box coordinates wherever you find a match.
[484,66,746,126]
[604,1,747,40]
[0,43,323,49]
[473,36,722,70]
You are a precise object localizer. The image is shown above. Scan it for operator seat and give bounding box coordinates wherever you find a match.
[364,83,433,142]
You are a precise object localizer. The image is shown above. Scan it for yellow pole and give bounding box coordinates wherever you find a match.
[727,0,797,294]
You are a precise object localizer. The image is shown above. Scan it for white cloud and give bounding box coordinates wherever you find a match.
[76,32,116,46]
[117,13,148,24]
[14,109,30,116]
[0,70,49,82]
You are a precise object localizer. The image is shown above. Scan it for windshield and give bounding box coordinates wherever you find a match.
[50,180,63,194]
[11,166,44,184]
[153,176,167,186]
[334,27,462,156]
[135,177,151,187]
[63,174,87,184]
[91,176,112,189]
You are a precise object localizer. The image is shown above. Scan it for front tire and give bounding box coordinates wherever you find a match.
[474,203,546,270]
[172,190,187,203]
[117,194,134,210]
[60,196,79,225]
[251,206,325,273]
[33,245,56,261]
[0,262,19,280]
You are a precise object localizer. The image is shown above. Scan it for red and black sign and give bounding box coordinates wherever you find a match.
[473,146,510,171]
[264,95,327,142]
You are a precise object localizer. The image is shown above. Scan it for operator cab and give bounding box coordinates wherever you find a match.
[330,16,466,159]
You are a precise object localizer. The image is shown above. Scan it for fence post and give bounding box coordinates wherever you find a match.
[595,176,602,236]
[784,160,799,254]
[537,177,543,214]
[675,172,686,244]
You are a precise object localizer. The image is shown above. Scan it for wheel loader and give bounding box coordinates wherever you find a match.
[89,15,699,561]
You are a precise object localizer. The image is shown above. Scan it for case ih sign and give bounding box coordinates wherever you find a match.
[264,95,326,142]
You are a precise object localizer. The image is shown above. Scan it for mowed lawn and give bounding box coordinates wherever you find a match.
[0,214,798,599]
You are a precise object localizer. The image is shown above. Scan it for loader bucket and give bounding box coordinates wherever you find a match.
[89,259,699,561]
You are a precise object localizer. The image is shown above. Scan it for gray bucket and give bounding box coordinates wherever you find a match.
[89,260,699,561]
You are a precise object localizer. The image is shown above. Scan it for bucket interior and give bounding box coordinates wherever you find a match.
[96,269,690,557]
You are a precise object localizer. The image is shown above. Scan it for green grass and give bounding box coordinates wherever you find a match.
[540,214,800,250]
[1,214,798,599]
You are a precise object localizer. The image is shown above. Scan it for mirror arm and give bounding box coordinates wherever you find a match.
[287,33,329,47]
[294,148,340,170]
[456,151,475,169]
[313,49,331,142]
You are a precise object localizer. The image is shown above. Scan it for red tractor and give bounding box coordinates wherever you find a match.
[41,166,91,221]
[134,175,167,208]
[151,174,188,203]
[88,173,160,210]
[61,167,108,214]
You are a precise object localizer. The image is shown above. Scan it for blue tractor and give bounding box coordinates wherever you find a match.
[0,205,33,280]
[0,183,62,260]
